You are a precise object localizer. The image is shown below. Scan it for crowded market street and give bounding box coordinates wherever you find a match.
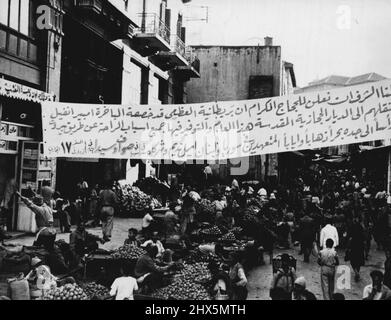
[1,0,391,303]
[2,213,388,301]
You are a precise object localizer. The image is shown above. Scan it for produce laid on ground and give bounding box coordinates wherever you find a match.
[196,198,214,215]
[110,245,146,260]
[200,226,222,236]
[151,263,211,300]
[184,249,222,265]
[42,283,88,300]
[81,282,110,299]
[219,232,236,242]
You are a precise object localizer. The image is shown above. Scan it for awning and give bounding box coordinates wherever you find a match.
[0,78,54,103]
[359,145,391,153]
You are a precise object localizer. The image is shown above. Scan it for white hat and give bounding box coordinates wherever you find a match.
[31,257,42,267]
[345,181,350,187]
[312,196,320,204]
[355,182,360,189]
[295,276,306,288]
[361,188,367,194]
[269,193,276,200]
[258,188,267,196]
[225,187,231,192]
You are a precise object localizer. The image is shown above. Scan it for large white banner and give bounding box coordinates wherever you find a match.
[41,79,391,160]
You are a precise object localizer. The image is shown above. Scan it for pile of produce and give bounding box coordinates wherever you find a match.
[151,263,211,300]
[81,282,110,299]
[42,283,88,300]
[119,185,162,213]
[111,245,146,260]
[184,249,221,265]
[200,226,222,236]
[196,198,214,215]
[219,231,236,242]
[134,177,169,198]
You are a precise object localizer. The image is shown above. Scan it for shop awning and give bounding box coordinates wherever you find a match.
[359,145,391,153]
[0,78,54,103]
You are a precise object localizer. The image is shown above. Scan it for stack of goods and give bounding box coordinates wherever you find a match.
[134,177,169,199]
[111,245,146,260]
[200,226,222,237]
[219,231,236,242]
[119,186,162,213]
[42,284,89,300]
[184,249,221,265]
[151,263,211,300]
[196,198,214,215]
[81,282,110,300]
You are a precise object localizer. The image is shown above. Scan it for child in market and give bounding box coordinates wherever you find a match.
[109,262,139,300]
[124,228,140,246]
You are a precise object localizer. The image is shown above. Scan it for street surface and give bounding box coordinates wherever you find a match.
[4,217,386,300]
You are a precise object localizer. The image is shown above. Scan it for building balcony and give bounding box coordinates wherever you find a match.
[133,13,171,56]
[173,47,200,79]
[71,0,137,40]
[151,35,189,71]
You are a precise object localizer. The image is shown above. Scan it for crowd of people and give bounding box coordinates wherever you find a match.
[4,161,391,300]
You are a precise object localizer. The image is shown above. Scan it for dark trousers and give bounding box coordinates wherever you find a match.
[232,285,248,300]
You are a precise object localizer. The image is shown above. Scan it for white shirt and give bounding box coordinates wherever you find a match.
[320,224,339,248]
[142,213,153,228]
[110,277,138,300]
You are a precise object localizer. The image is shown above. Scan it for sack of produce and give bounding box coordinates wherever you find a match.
[9,275,30,300]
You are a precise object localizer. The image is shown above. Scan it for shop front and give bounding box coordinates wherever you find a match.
[0,77,55,232]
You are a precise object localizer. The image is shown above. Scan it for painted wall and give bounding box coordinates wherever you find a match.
[186,46,281,103]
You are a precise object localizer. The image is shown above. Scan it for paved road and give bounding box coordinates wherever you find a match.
[4,217,387,300]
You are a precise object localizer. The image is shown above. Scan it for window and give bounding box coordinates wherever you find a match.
[0,0,32,36]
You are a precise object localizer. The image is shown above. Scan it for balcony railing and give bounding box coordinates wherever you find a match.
[137,13,170,44]
[185,47,200,73]
[171,34,186,58]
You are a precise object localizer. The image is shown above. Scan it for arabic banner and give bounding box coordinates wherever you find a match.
[0,78,54,103]
[41,79,391,160]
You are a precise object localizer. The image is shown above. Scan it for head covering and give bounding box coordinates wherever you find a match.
[231,179,239,189]
[31,257,43,267]
[345,181,350,187]
[311,196,320,204]
[258,188,267,196]
[354,182,360,189]
[294,276,306,288]
[361,188,367,194]
[248,187,254,195]
[225,187,231,192]
[269,193,276,200]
